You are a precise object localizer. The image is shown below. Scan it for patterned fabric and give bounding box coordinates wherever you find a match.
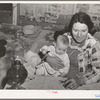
[67,33,100,85]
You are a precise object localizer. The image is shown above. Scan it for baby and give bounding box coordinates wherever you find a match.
[36,34,70,77]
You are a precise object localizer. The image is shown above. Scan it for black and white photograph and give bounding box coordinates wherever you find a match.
[0,1,100,99]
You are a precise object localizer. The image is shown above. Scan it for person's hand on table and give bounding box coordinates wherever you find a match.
[59,78,79,89]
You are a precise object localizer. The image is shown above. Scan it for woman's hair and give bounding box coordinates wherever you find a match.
[66,12,94,35]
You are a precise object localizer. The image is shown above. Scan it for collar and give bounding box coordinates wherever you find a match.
[68,33,95,52]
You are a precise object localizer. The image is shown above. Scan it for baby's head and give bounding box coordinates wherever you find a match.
[54,35,69,55]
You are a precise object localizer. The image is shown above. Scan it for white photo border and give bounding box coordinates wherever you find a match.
[0,1,100,99]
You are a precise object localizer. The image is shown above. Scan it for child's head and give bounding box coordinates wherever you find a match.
[13,59,22,70]
[54,35,69,55]
[11,42,25,63]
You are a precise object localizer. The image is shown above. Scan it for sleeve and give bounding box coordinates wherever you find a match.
[90,42,100,73]
[19,66,28,84]
[83,41,100,85]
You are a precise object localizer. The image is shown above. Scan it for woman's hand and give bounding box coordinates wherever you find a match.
[59,75,85,89]
[46,55,64,71]
[60,78,79,89]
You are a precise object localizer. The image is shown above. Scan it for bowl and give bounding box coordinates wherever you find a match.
[23,25,35,35]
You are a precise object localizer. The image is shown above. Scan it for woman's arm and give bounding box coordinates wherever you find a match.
[46,55,64,71]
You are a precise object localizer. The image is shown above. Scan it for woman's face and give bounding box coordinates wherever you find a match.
[72,22,88,43]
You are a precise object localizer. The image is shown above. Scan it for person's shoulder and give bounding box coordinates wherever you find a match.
[64,32,71,36]
[87,33,98,45]
[64,32,72,39]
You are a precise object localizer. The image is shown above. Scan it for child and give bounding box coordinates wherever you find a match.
[35,34,70,77]
[6,56,28,89]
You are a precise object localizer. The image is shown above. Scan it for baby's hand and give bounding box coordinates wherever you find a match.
[40,46,48,54]
[59,69,64,73]
[59,69,67,77]
[42,49,47,54]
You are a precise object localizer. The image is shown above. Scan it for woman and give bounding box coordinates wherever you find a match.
[46,12,100,89]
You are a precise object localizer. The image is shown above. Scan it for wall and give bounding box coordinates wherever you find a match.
[19,4,100,31]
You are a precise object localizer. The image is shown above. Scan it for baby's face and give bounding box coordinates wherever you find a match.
[55,41,68,55]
